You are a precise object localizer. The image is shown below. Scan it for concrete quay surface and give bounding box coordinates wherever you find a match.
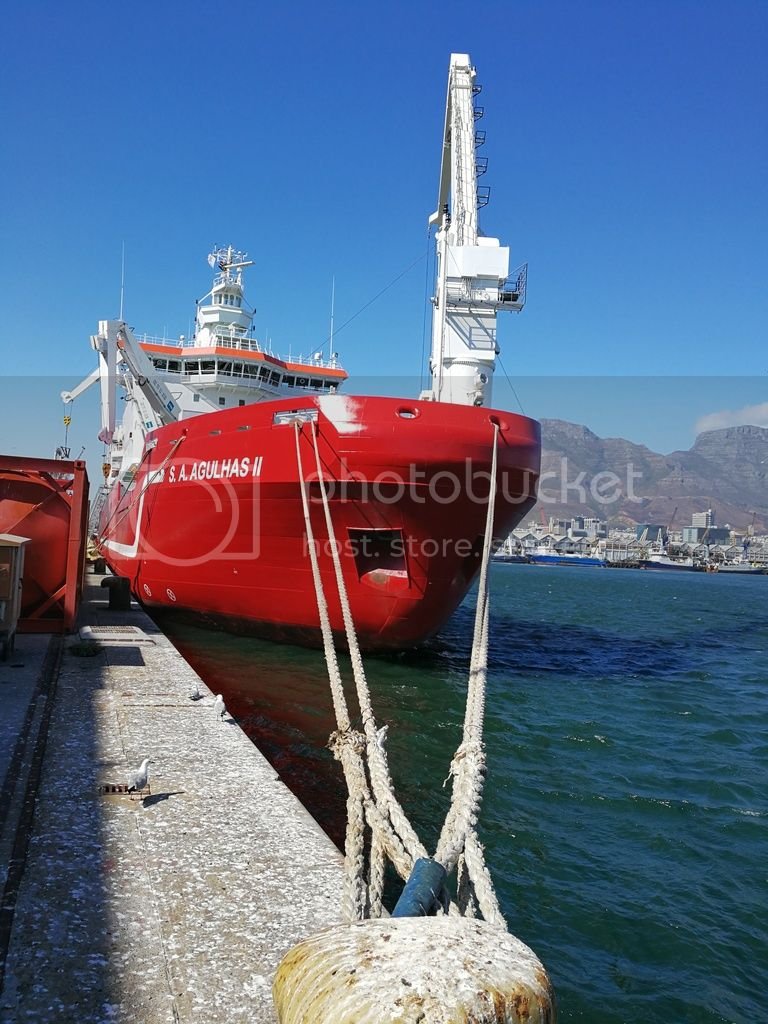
[0,575,344,1023]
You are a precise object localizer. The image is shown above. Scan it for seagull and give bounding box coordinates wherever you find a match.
[188,680,203,702]
[213,694,227,722]
[127,758,151,800]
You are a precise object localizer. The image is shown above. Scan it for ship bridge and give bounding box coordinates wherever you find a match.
[137,334,346,398]
[135,245,347,411]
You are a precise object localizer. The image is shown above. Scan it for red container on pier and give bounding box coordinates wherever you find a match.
[0,455,89,633]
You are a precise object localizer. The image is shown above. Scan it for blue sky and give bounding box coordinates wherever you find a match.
[1,0,766,478]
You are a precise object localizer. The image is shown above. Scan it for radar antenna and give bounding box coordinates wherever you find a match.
[207,245,254,273]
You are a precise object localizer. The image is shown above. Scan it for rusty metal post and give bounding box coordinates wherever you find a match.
[273,917,555,1023]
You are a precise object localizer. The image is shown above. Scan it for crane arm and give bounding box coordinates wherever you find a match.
[61,366,100,404]
[429,62,458,230]
[90,320,180,444]
[113,322,180,426]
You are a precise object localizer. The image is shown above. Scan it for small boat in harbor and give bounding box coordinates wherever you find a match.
[532,555,606,567]
[528,549,605,568]
[641,552,700,571]
[712,561,768,575]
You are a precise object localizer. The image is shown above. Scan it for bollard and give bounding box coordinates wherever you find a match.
[100,576,131,611]
[273,916,555,1023]
[93,557,107,574]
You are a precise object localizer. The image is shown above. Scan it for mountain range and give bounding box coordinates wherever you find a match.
[537,420,768,532]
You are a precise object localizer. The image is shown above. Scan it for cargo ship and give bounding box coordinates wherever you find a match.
[69,54,541,649]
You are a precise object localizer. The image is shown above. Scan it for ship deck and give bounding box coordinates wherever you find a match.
[0,573,344,1023]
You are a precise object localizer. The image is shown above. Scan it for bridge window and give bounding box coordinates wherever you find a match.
[283,375,295,387]
[219,397,226,406]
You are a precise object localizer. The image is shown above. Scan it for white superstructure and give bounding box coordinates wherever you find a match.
[424,54,526,407]
[64,247,347,497]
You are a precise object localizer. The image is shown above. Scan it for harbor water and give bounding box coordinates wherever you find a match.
[154,564,766,1023]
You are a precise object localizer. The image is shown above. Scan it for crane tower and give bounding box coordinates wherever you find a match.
[423,53,526,408]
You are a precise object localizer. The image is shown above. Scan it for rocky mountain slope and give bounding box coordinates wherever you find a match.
[537,421,768,530]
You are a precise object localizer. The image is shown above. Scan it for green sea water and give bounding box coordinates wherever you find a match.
[156,564,767,1022]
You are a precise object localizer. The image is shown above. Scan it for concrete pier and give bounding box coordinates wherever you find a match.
[0,575,344,1023]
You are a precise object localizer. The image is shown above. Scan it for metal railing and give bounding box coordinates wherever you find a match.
[138,333,343,369]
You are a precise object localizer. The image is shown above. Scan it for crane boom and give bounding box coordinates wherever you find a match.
[423,53,526,408]
[61,366,100,404]
[429,54,479,246]
[91,320,180,443]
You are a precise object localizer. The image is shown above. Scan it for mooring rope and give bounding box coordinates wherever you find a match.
[295,416,505,927]
[308,422,427,867]
[293,422,369,920]
[435,424,498,869]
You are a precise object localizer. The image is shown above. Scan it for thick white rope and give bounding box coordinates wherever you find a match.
[308,422,427,868]
[293,424,351,735]
[297,417,504,925]
[295,421,420,921]
[464,831,505,927]
[435,424,499,875]
[294,423,369,919]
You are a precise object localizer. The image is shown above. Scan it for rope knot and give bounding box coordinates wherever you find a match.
[443,741,486,787]
[328,728,366,761]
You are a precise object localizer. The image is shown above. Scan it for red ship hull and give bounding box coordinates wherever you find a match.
[98,394,540,649]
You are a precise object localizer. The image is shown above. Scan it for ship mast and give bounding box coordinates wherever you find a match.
[195,246,255,347]
[423,53,526,407]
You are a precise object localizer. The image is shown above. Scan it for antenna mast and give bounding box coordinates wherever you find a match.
[119,241,126,320]
[329,276,336,359]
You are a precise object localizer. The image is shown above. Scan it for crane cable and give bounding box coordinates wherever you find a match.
[294,416,504,927]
